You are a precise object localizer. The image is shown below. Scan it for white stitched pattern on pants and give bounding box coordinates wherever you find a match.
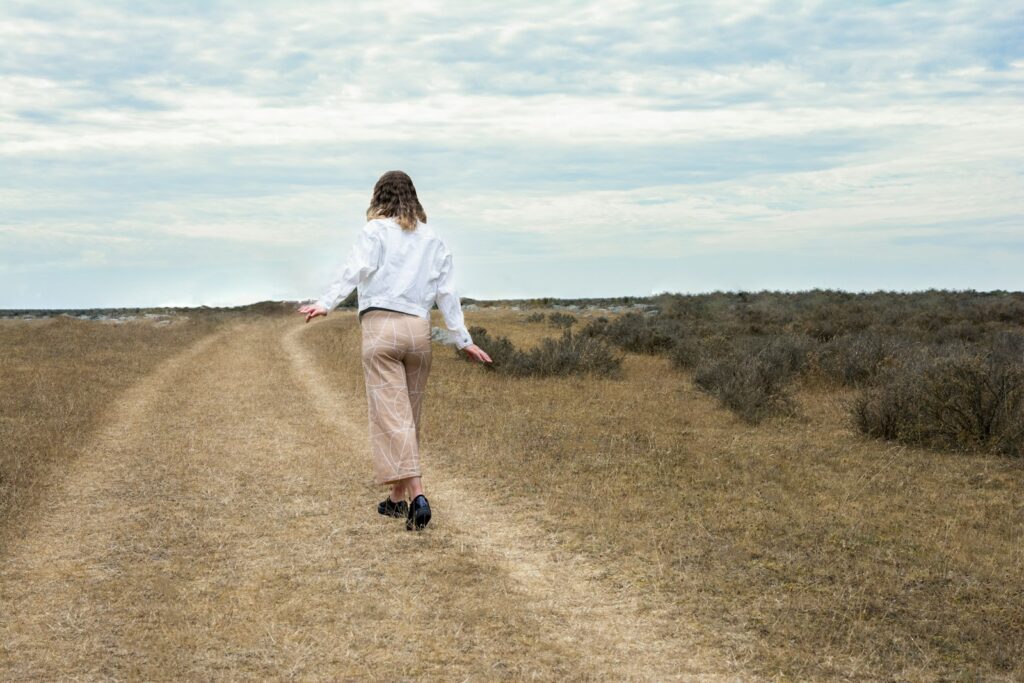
[359,310,432,485]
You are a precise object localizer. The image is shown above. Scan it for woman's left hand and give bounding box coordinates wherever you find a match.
[461,343,493,364]
[298,303,328,323]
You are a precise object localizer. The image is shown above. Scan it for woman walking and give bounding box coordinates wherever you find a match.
[298,171,492,531]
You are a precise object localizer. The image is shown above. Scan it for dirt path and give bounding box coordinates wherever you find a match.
[0,317,736,681]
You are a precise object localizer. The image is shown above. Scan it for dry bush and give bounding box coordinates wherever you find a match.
[584,310,679,354]
[461,325,622,378]
[693,335,812,424]
[523,311,545,323]
[667,334,703,370]
[988,330,1024,364]
[578,315,608,337]
[587,292,1024,433]
[461,326,519,367]
[652,290,1024,346]
[546,311,577,328]
[854,348,1024,457]
[807,330,909,387]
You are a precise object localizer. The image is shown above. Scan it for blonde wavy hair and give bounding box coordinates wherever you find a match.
[366,170,427,231]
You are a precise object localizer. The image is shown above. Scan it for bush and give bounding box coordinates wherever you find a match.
[597,311,678,354]
[693,336,812,424]
[547,311,577,328]
[458,326,623,378]
[853,349,1024,457]
[460,325,519,368]
[667,335,703,370]
[524,312,545,323]
[579,316,609,337]
[988,331,1024,365]
[808,331,908,387]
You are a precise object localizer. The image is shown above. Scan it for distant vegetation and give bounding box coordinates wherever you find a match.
[576,290,1024,456]
[545,312,577,329]
[6,291,1021,457]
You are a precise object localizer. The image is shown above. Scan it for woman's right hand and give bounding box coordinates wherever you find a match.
[297,303,328,323]
[462,344,493,364]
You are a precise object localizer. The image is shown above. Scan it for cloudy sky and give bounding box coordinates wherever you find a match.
[2,1,1022,308]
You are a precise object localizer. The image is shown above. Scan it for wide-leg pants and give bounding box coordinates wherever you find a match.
[359,310,432,486]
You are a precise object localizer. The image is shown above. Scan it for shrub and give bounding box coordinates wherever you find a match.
[667,335,703,370]
[853,349,1024,457]
[458,326,623,378]
[547,311,577,328]
[693,336,812,424]
[597,311,677,354]
[512,328,622,377]
[579,316,609,337]
[524,312,545,323]
[462,326,519,367]
[809,331,908,387]
[988,331,1024,365]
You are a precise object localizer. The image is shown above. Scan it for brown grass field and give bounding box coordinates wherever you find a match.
[0,314,223,545]
[1,307,1021,681]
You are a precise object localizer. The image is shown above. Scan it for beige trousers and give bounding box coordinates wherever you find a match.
[359,310,433,486]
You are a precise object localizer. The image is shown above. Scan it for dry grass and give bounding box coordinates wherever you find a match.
[308,307,1024,681]
[0,314,223,545]
[2,314,723,681]
[3,306,1020,680]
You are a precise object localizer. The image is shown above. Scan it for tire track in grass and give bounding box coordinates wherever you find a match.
[1,319,582,680]
[286,319,738,682]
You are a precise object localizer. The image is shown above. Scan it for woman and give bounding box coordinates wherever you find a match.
[298,171,492,531]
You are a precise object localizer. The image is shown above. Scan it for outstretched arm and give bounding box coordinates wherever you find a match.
[435,250,473,348]
[299,223,381,323]
[435,249,492,363]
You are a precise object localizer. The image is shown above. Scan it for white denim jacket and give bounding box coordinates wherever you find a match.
[314,217,474,349]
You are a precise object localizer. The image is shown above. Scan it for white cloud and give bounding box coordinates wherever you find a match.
[1,0,1022,306]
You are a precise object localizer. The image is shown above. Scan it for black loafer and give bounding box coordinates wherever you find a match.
[406,494,431,531]
[378,497,408,518]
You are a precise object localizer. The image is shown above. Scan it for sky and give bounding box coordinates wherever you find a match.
[1,0,1022,308]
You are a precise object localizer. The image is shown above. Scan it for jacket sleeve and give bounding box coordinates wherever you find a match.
[314,222,382,313]
[435,247,474,350]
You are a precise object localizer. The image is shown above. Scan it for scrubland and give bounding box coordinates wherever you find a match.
[1,291,1021,681]
[310,291,1023,681]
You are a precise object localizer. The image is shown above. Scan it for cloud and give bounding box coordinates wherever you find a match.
[1,0,1022,306]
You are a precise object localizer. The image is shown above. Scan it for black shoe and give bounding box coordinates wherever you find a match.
[378,497,408,518]
[406,494,431,531]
